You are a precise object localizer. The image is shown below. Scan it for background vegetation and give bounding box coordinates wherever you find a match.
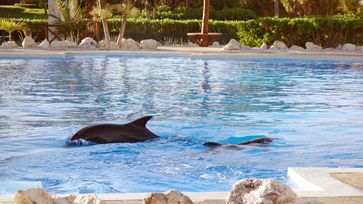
[0,0,363,46]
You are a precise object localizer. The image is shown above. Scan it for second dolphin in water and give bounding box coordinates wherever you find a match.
[68,116,158,144]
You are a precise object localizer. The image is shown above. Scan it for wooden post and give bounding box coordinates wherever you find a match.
[200,0,210,47]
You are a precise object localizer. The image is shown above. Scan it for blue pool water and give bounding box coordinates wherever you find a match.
[0,56,363,194]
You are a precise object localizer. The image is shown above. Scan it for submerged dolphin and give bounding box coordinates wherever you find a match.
[68,116,158,144]
[203,137,274,148]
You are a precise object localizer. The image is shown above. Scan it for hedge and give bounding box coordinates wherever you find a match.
[4,17,363,47]
[237,17,363,48]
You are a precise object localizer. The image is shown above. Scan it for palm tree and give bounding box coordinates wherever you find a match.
[0,19,26,41]
[114,0,139,47]
[91,0,112,48]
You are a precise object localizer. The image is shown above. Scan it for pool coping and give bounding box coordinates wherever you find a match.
[0,46,362,61]
[1,168,363,204]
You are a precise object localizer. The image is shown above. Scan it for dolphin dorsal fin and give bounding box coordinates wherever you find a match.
[129,116,153,127]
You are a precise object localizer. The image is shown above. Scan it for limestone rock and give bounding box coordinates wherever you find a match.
[165,190,193,204]
[342,43,357,51]
[144,193,168,204]
[78,37,98,49]
[358,45,363,51]
[50,40,68,49]
[140,39,159,49]
[54,195,77,204]
[272,40,288,49]
[221,39,241,51]
[260,43,268,50]
[63,40,77,48]
[212,41,220,47]
[22,36,37,48]
[73,195,100,204]
[14,188,54,204]
[290,45,305,52]
[144,191,193,204]
[305,42,322,50]
[227,178,297,204]
[98,40,105,49]
[121,38,140,49]
[2,41,17,48]
[110,41,119,49]
[38,39,50,49]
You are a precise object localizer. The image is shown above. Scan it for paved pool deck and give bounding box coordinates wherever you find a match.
[0,46,362,62]
[1,168,363,204]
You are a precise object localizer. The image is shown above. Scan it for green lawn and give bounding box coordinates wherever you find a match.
[0,5,47,19]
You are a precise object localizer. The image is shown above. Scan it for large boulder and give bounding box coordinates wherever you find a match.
[78,37,98,49]
[270,40,288,50]
[305,42,322,51]
[227,179,297,204]
[2,41,17,48]
[290,45,305,52]
[50,40,68,49]
[140,39,159,49]
[73,195,100,204]
[221,39,241,51]
[143,190,193,204]
[38,39,50,49]
[110,41,119,49]
[144,193,168,204]
[121,38,140,49]
[342,43,357,51]
[14,188,54,204]
[22,36,37,48]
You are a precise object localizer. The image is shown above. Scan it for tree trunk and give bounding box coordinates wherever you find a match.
[274,0,279,17]
[101,19,111,48]
[116,14,127,47]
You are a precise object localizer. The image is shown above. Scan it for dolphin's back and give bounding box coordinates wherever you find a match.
[70,116,158,144]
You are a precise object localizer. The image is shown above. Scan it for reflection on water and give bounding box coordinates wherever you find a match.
[0,56,363,194]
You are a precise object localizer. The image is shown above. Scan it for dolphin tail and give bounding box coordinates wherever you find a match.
[129,116,153,127]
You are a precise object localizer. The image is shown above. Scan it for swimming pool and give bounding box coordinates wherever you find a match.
[0,55,362,194]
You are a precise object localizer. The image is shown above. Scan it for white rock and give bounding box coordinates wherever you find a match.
[305,42,322,50]
[358,45,363,51]
[290,45,305,52]
[2,41,17,48]
[63,40,77,48]
[14,188,54,204]
[38,39,50,49]
[110,41,119,49]
[22,36,37,48]
[272,40,288,49]
[260,43,268,50]
[221,39,241,51]
[73,195,100,204]
[165,190,193,204]
[144,193,168,204]
[227,178,297,204]
[50,40,68,49]
[54,195,77,204]
[121,38,140,49]
[78,37,98,49]
[98,40,105,49]
[140,39,159,49]
[212,41,220,47]
[342,43,357,51]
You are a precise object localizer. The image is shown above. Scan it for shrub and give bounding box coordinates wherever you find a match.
[237,17,363,47]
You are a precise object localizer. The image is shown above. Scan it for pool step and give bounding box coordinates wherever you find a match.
[289,167,363,204]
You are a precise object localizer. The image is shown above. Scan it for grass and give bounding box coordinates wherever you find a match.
[0,5,47,19]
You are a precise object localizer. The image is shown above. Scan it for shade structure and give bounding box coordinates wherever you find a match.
[186,0,222,46]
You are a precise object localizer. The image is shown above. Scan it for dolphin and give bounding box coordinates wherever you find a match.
[68,116,158,144]
[203,137,274,148]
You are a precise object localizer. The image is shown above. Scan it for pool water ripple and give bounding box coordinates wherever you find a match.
[0,56,362,194]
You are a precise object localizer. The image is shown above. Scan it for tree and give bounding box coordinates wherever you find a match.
[0,19,26,41]
[281,0,339,17]
[339,0,361,14]
[91,0,112,48]
[274,0,279,17]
